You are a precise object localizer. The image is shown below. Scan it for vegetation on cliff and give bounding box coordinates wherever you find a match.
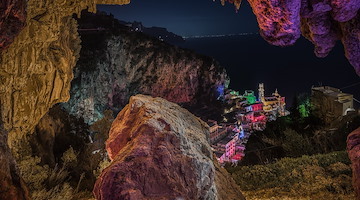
[227,151,354,200]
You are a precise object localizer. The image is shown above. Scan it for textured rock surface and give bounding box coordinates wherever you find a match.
[0,0,27,51]
[0,0,130,147]
[248,0,302,46]
[347,127,360,198]
[0,120,29,200]
[340,14,360,75]
[222,0,360,75]
[94,95,245,200]
[63,12,228,124]
[214,158,246,200]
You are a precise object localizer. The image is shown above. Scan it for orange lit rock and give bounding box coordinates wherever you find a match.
[94,95,245,200]
[220,0,242,10]
[0,0,130,147]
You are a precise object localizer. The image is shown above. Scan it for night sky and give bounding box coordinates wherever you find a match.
[97,0,258,37]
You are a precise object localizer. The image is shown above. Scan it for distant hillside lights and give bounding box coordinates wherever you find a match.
[212,83,289,164]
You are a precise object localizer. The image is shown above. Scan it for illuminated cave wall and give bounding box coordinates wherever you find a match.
[1,0,358,148]
[0,0,130,147]
[222,0,360,75]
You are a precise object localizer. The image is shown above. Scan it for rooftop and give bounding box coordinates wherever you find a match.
[312,86,352,98]
[217,136,234,145]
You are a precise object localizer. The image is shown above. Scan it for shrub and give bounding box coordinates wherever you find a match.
[227,151,354,199]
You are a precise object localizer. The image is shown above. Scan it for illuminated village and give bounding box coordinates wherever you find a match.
[209,83,288,164]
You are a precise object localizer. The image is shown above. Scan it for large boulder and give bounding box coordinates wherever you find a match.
[347,127,360,198]
[93,95,245,200]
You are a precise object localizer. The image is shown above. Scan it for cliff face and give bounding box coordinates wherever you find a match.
[62,12,228,124]
[94,95,245,200]
[0,0,130,147]
[222,0,360,75]
[347,127,360,198]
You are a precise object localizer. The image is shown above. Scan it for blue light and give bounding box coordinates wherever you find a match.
[216,85,225,99]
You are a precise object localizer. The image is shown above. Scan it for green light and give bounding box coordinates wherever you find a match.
[230,91,240,96]
[298,98,311,118]
[244,90,256,104]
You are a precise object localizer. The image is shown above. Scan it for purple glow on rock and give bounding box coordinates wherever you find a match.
[242,0,360,75]
[301,13,340,57]
[330,0,360,22]
[247,0,302,46]
[340,13,360,76]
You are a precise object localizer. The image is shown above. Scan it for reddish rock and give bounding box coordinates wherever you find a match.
[94,95,245,200]
[0,0,27,51]
[347,127,360,198]
[340,13,360,76]
[330,0,360,22]
[0,121,29,200]
[223,0,360,74]
[247,0,302,46]
[301,13,340,58]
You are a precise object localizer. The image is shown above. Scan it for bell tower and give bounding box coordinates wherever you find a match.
[259,83,265,102]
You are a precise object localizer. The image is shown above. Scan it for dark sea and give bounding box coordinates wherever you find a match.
[176,34,360,108]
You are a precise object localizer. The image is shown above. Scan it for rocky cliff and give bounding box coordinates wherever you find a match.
[62,12,228,124]
[0,1,129,199]
[222,0,360,75]
[347,127,360,198]
[93,95,244,200]
[0,0,130,148]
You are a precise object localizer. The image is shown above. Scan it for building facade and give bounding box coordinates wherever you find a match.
[311,86,354,123]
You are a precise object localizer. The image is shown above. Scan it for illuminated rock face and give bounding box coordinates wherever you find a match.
[339,14,360,76]
[0,0,27,51]
[94,95,245,200]
[347,127,360,198]
[248,0,302,46]
[222,0,360,75]
[0,0,130,146]
[63,12,228,124]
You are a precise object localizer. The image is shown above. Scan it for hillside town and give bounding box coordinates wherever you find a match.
[211,84,357,165]
[210,83,289,165]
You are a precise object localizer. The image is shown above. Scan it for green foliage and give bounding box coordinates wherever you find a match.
[93,157,111,178]
[61,146,78,168]
[248,110,360,165]
[31,183,74,200]
[18,156,50,191]
[227,151,354,199]
[17,146,94,200]
[282,129,315,157]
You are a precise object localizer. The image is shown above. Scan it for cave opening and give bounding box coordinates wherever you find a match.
[0,0,359,199]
